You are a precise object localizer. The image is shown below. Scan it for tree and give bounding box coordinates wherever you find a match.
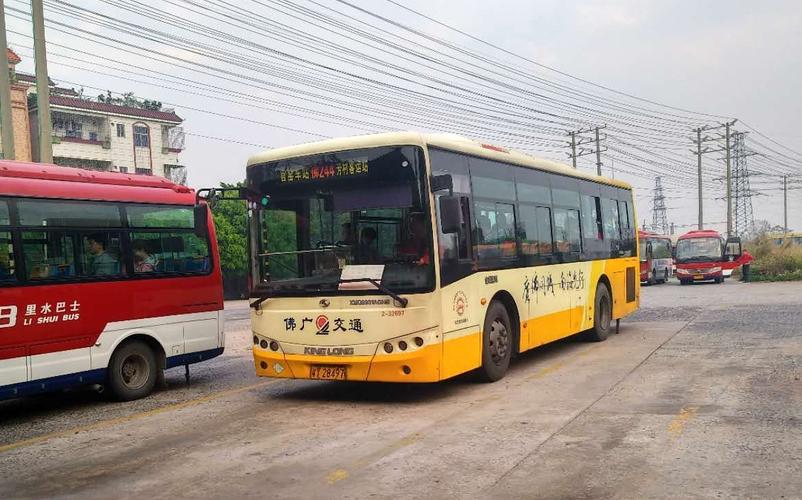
[211,182,248,274]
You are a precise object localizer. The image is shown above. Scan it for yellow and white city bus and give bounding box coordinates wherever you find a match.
[242,132,639,383]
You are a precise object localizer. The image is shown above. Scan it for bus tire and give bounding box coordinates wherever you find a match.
[107,340,158,401]
[587,283,612,342]
[478,301,512,382]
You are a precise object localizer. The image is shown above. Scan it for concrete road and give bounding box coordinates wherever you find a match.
[1,280,800,499]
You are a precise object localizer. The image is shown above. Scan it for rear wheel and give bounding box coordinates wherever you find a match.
[478,301,512,382]
[587,283,612,342]
[107,340,158,401]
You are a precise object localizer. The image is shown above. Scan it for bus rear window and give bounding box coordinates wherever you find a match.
[18,200,121,227]
[127,205,194,229]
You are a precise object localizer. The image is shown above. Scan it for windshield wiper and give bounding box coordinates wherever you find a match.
[338,278,409,308]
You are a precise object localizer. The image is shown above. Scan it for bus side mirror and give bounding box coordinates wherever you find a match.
[194,204,209,238]
[431,174,453,193]
[439,195,461,234]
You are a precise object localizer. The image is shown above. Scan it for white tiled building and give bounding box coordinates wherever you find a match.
[29,95,186,182]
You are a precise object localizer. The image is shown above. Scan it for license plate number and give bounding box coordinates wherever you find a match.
[310,365,347,380]
[694,274,703,280]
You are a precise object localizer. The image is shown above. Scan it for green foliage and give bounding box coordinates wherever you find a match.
[746,236,802,282]
[211,182,248,274]
[97,91,162,111]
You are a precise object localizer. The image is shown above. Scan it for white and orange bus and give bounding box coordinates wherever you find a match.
[235,132,639,383]
[0,161,224,401]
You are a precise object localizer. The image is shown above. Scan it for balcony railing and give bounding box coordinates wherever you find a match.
[53,135,111,149]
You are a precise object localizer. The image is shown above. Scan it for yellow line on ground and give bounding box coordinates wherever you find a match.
[0,379,278,454]
[667,406,698,439]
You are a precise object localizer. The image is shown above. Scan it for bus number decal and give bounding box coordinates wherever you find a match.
[0,305,17,329]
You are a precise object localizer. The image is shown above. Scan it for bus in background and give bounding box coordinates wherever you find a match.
[0,161,224,401]
[234,132,639,384]
[675,229,744,284]
[638,230,673,285]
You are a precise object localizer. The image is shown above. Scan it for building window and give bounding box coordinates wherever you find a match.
[135,168,152,176]
[89,132,98,142]
[65,121,82,139]
[116,123,125,137]
[133,125,149,147]
[118,166,129,173]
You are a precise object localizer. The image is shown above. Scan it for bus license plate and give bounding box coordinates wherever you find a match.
[310,365,347,380]
[694,274,703,280]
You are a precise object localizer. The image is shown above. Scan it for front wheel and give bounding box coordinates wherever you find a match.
[587,283,612,342]
[107,340,158,401]
[478,301,513,382]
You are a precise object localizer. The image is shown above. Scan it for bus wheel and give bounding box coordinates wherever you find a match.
[587,283,612,342]
[108,340,158,401]
[478,301,512,382]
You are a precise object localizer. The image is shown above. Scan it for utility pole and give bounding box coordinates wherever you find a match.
[0,0,15,159]
[32,0,53,163]
[725,121,733,237]
[569,131,577,169]
[784,174,788,233]
[691,124,727,230]
[565,125,605,173]
[730,131,758,237]
[594,126,602,176]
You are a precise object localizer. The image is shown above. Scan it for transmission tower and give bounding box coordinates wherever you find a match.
[651,176,669,234]
[731,132,756,236]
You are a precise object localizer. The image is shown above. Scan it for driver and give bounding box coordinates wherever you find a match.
[399,213,430,265]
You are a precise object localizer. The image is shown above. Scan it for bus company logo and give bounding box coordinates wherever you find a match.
[315,315,330,335]
[452,291,467,317]
[303,346,355,356]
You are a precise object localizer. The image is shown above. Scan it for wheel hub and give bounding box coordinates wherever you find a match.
[488,319,509,364]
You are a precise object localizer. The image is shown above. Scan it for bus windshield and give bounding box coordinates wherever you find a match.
[247,146,434,295]
[675,237,722,263]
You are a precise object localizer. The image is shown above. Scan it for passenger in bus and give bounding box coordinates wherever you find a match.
[0,253,11,279]
[87,233,119,275]
[399,214,430,265]
[356,227,379,264]
[338,222,356,246]
[132,239,158,273]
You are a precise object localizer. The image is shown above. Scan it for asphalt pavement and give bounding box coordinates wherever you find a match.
[1,279,800,499]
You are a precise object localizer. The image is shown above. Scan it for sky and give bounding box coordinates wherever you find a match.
[5,0,802,234]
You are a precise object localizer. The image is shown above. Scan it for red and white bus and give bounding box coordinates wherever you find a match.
[0,161,224,401]
[638,230,673,285]
[674,229,747,284]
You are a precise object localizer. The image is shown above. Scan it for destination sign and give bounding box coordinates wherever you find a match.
[278,159,369,183]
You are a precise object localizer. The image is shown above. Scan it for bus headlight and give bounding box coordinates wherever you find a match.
[676,268,690,275]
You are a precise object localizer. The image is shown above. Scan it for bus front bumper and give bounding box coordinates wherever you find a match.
[252,338,443,383]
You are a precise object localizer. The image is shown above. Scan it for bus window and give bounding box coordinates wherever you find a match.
[536,206,554,255]
[0,200,9,225]
[127,205,194,229]
[22,231,77,279]
[18,199,121,227]
[129,232,210,274]
[581,194,603,241]
[474,201,516,262]
[602,198,622,254]
[80,232,124,277]
[0,231,14,282]
[553,208,581,258]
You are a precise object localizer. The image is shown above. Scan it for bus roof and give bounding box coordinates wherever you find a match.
[678,229,722,240]
[0,160,195,204]
[246,132,632,190]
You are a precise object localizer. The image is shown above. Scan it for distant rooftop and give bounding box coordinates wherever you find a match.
[39,95,183,123]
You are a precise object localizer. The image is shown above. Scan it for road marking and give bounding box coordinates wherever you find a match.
[525,346,594,381]
[668,406,698,438]
[324,432,423,485]
[0,380,278,454]
[326,469,350,484]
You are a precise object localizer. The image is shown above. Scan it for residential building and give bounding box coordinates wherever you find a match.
[29,93,187,180]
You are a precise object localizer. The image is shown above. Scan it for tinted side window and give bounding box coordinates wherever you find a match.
[127,205,195,229]
[581,194,602,241]
[18,200,122,227]
[130,232,209,274]
[80,232,124,277]
[474,201,517,262]
[0,230,15,282]
[536,206,554,255]
[0,201,9,226]
[554,208,581,259]
[22,231,77,280]
[602,197,622,253]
